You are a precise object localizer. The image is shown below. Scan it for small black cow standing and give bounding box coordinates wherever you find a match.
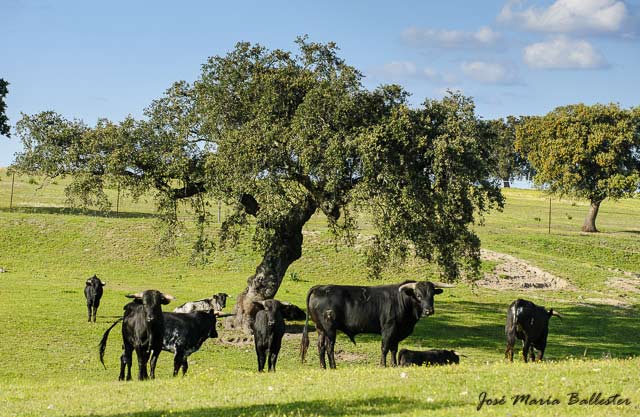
[505,298,562,362]
[251,299,286,372]
[84,275,106,322]
[398,349,460,366]
[162,310,218,376]
[99,290,175,380]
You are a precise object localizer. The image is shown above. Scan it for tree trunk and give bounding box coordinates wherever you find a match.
[503,179,511,188]
[225,196,317,333]
[581,199,602,233]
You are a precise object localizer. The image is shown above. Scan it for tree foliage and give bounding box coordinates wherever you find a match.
[482,116,531,186]
[11,38,503,327]
[0,79,9,137]
[515,103,640,232]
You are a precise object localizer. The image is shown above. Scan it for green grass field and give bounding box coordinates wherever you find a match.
[0,170,639,416]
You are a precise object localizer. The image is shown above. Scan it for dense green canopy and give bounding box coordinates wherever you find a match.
[515,103,640,232]
[11,38,503,328]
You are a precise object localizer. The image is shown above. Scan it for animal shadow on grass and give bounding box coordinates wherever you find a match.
[392,300,638,360]
[0,206,156,219]
[71,397,465,417]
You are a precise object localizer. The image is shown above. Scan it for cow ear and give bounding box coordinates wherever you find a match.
[434,288,443,295]
[125,292,143,299]
[161,294,176,305]
[252,301,266,311]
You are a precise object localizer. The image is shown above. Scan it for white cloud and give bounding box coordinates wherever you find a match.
[381,61,418,78]
[523,36,607,69]
[378,61,456,83]
[402,26,501,49]
[499,0,629,34]
[461,61,519,84]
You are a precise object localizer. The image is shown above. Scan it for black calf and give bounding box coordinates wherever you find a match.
[84,275,105,322]
[162,311,218,376]
[251,299,285,372]
[398,349,460,366]
[505,298,562,362]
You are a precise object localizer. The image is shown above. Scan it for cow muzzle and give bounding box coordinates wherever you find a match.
[422,308,434,317]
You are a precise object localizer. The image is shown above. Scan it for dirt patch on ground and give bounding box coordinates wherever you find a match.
[606,277,640,294]
[335,350,368,362]
[577,296,631,308]
[476,249,574,291]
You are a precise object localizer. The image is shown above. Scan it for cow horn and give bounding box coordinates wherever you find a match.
[85,279,92,285]
[432,282,455,288]
[101,281,106,286]
[398,282,417,292]
[162,293,176,301]
[550,310,563,320]
[215,312,235,318]
[125,292,144,299]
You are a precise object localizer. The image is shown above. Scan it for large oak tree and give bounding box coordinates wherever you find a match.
[0,79,9,137]
[515,103,640,232]
[11,39,503,330]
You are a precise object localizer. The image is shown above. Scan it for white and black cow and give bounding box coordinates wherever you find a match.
[84,275,106,322]
[173,293,228,314]
[505,298,562,362]
[162,310,218,376]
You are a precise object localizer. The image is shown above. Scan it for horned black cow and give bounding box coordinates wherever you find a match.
[300,280,451,369]
[99,290,175,380]
[505,298,562,362]
[251,299,286,372]
[173,293,228,314]
[398,349,460,366]
[162,311,218,376]
[84,275,106,322]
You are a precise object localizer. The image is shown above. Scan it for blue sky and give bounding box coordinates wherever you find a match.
[1,0,639,167]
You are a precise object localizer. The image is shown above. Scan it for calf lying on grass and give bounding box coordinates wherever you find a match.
[162,310,219,376]
[173,293,228,314]
[398,349,461,366]
[505,298,562,362]
[251,299,285,372]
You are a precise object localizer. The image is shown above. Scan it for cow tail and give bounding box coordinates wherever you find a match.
[300,288,312,364]
[99,317,123,369]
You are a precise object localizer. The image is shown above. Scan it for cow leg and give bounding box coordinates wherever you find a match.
[257,348,267,372]
[181,359,188,376]
[522,340,531,363]
[317,330,327,369]
[149,348,161,379]
[173,350,185,377]
[268,341,281,372]
[505,331,516,362]
[87,304,92,322]
[135,347,149,380]
[120,345,133,381]
[389,342,399,367]
[325,331,337,370]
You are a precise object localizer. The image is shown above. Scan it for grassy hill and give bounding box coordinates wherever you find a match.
[0,170,638,416]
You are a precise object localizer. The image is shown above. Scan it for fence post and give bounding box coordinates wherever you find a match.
[548,197,551,234]
[10,173,15,210]
[116,183,120,216]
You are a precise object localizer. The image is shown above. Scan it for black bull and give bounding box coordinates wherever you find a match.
[300,281,452,368]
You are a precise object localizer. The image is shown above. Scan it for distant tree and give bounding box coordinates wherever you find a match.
[515,103,640,232]
[12,38,504,330]
[482,116,531,187]
[0,79,9,137]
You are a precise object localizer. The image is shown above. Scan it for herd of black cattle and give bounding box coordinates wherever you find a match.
[85,275,561,380]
